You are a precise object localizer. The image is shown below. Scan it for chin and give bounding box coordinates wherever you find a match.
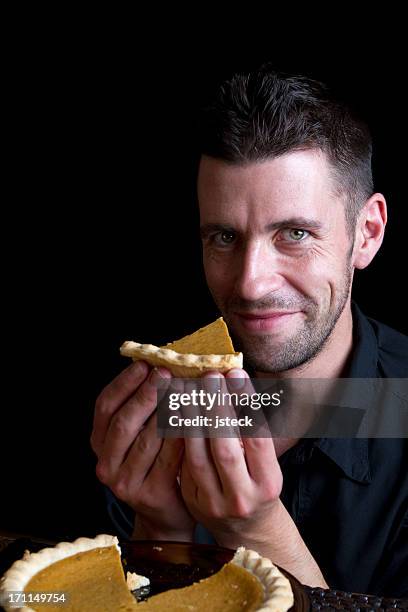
[245,351,311,374]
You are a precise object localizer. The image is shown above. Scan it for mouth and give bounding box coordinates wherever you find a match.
[234,310,301,332]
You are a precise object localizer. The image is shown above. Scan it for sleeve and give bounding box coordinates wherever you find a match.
[104,486,135,540]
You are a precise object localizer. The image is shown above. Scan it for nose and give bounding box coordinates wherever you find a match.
[234,240,285,302]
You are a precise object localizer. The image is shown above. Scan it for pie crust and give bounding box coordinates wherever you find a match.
[0,534,119,593]
[232,547,294,611]
[0,534,138,612]
[0,536,294,612]
[120,317,243,377]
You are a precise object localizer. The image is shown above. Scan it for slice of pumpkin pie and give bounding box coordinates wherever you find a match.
[0,536,294,612]
[120,317,243,377]
[0,535,138,611]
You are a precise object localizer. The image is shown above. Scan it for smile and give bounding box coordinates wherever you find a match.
[235,311,301,332]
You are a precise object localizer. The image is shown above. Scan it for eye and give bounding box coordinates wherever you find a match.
[220,230,235,243]
[212,230,236,246]
[281,228,310,242]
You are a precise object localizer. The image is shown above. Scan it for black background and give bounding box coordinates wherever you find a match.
[3,29,407,540]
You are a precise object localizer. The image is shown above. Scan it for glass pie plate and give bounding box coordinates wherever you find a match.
[121,540,310,611]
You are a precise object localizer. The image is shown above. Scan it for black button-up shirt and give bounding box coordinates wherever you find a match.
[279,303,408,597]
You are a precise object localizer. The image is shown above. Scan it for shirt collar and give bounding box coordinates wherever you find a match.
[281,437,372,483]
[313,438,372,483]
[312,304,377,483]
[284,303,378,483]
[346,302,379,378]
[314,302,378,483]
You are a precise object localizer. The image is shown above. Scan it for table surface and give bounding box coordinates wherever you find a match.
[0,531,406,611]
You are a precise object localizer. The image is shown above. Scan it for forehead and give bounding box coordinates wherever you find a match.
[198,150,342,225]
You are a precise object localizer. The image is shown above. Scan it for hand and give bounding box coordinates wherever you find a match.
[180,369,328,587]
[180,369,283,548]
[91,361,196,541]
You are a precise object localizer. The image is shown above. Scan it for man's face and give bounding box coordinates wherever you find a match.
[198,150,354,373]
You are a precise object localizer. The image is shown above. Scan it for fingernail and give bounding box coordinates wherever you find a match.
[203,372,222,393]
[228,376,246,390]
[149,367,166,386]
[227,369,247,390]
[132,360,148,374]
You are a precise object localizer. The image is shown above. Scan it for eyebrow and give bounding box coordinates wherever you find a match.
[200,223,235,239]
[265,217,324,231]
[200,217,323,238]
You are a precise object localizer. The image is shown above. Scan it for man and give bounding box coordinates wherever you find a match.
[91,67,408,597]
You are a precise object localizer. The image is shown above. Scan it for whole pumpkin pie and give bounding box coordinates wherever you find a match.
[120,317,243,377]
[0,535,294,611]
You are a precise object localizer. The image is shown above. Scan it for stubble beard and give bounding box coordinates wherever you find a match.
[215,265,353,374]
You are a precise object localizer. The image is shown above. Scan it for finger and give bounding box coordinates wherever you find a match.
[107,412,163,499]
[199,372,250,495]
[214,370,277,494]
[225,368,251,448]
[209,435,251,497]
[97,368,171,480]
[203,371,237,426]
[184,435,223,501]
[180,455,198,507]
[225,368,254,393]
[113,411,165,495]
[243,436,282,492]
[144,438,185,489]
[91,360,150,455]
[225,368,270,437]
[155,368,174,403]
[181,379,205,434]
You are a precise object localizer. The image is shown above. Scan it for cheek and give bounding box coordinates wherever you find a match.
[284,249,346,299]
[203,252,234,296]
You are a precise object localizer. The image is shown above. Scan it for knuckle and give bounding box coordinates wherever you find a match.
[208,503,225,520]
[95,391,110,415]
[135,380,156,407]
[130,360,149,377]
[94,392,104,411]
[228,495,252,519]
[111,479,128,501]
[94,397,113,425]
[96,461,109,484]
[264,475,283,501]
[246,437,265,451]
[89,432,97,454]
[135,433,150,455]
[186,456,206,473]
[110,414,129,438]
[215,446,240,466]
[110,466,133,501]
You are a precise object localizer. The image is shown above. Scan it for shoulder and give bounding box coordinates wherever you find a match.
[367,316,408,377]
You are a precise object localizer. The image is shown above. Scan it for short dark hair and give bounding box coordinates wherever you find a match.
[198,65,374,230]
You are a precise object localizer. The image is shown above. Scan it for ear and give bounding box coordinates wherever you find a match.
[353,194,387,270]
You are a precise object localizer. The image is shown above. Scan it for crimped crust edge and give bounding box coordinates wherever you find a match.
[120,341,243,372]
[0,534,119,612]
[232,547,294,612]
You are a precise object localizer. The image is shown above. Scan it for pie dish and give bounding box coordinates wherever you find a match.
[120,317,243,377]
[0,535,294,611]
[0,534,137,611]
